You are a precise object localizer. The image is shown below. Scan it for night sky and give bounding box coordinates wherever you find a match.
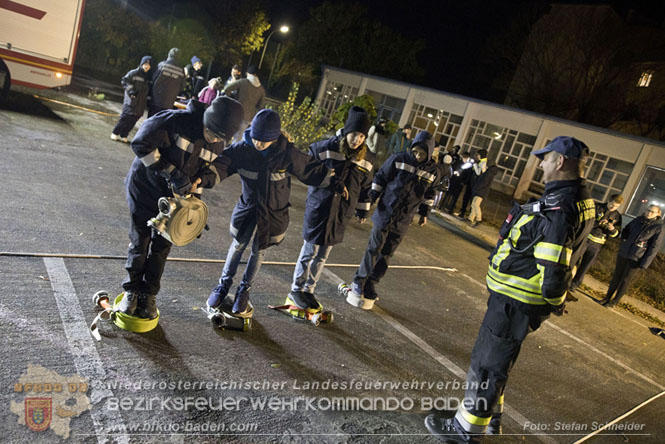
[134,0,665,100]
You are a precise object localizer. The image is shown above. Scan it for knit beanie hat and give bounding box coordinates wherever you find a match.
[250,109,282,142]
[168,47,179,60]
[203,96,244,141]
[247,65,258,75]
[343,106,370,137]
[191,56,201,65]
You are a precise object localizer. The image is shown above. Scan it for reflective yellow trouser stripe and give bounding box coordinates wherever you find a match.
[455,405,490,434]
[588,233,606,244]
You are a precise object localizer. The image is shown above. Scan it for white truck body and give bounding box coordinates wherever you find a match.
[0,0,85,89]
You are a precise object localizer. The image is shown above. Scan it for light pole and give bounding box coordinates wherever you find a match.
[258,25,289,70]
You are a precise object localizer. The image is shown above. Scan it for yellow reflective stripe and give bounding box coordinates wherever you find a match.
[588,233,606,244]
[577,199,595,223]
[544,293,566,305]
[486,272,547,305]
[459,405,491,426]
[488,266,541,293]
[609,230,619,238]
[492,215,533,268]
[534,242,571,266]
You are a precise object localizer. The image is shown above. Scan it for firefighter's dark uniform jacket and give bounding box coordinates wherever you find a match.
[368,148,440,235]
[618,215,665,268]
[588,202,621,245]
[213,130,333,250]
[302,136,375,246]
[487,179,595,312]
[126,100,223,220]
[151,57,185,110]
[121,57,152,116]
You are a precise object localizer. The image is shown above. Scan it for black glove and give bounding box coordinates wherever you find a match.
[127,88,137,98]
[157,161,191,195]
[551,303,566,317]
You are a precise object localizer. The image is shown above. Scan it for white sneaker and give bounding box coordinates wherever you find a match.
[110,133,120,141]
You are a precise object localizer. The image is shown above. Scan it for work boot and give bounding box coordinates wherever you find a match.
[117,290,139,316]
[207,280,231,309]
[232,285,251,315]
[599,297,611,306]
[424,415,481,443]
[364,280,378,301]
[289,290,320,312]
[486,415,502,435]
[136,293,158,319]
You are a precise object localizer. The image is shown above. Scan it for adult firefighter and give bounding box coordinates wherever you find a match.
[425,136,595,443]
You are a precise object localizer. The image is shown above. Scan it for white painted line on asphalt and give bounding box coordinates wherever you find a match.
[543,322,665,391]
[321,268,558,444]
[44,257,129,444]
[573,389,665,443]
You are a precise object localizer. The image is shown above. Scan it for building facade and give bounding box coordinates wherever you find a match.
[316,65,665,221]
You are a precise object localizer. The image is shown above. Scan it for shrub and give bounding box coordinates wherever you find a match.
[276,83,329,151]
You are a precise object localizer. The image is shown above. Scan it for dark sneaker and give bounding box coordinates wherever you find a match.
[208,281,231,309]
[232,285,251,314]
[117,290,139,316]
[289,291,320,311]
[363,280,378,300]
[424,415,480,443]
[486,415,502,435]
[136,293,158,319]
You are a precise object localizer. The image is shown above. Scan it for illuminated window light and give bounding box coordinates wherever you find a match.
[427,113,433,118]
[493,132,502,140]
[637,71,653,87]
[55,72,63,78]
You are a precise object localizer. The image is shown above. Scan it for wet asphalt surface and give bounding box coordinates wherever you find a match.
[0,88,663,444]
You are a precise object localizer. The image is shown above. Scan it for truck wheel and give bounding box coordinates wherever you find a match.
[0,58,10,102]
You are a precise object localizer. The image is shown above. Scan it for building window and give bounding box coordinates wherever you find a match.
[407,103,463,150]
[365,90,405,123]
[319,81,358,120]
[637,71,654,88]
[463,120,536,190]
[626,166,665,218]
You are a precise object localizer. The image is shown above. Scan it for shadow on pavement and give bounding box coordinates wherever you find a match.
[0,90,66,121]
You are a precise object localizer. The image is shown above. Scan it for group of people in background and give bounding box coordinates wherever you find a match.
[105,43,665,444]
[111,48,265,144]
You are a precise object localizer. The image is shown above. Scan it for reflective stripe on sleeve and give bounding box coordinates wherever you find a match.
[140,149,161,167]
[319,150,345,161]
[416,169,436,182]
[534,242,571,265]
[352,158,373,171]
[396,162,416,174]
[356,202,371,211]
[175,136,194,153]
[371,183,383,192]
[238,169,259,180]
[588,233,606,244]
[199,148,218,162]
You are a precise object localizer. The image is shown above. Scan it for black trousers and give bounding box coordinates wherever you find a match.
[122,211,172,295]
[112,111,141,138]
[443,183,462,212]
[459,294,548,430]
[571,240,603,287]
[353,224,404,288]
[605,256,640,305]
[458,185,473,216]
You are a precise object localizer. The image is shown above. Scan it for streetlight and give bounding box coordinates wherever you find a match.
[258,25,289,70]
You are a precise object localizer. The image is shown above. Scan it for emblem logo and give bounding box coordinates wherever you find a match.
[25,398,52,432]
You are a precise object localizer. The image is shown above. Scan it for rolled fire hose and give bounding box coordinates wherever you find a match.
[148,194,208,246]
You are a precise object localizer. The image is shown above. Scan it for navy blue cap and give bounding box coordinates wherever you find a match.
[532,136,589,160]
[250,109,281,142]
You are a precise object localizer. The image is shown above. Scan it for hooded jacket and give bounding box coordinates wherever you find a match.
[151,49,186,109]
[618,215,665,268]
[302,135,375,246]
[223,76,266,122]
[369,133,441,234]
[212,130,333,250]
[121,56,152,115]
[472,164,499,199]
[126,100,224,220]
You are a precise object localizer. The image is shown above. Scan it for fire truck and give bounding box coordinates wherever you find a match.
[0,0,85,98]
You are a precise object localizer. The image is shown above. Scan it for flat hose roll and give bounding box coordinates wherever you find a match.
[149,195,209,246]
